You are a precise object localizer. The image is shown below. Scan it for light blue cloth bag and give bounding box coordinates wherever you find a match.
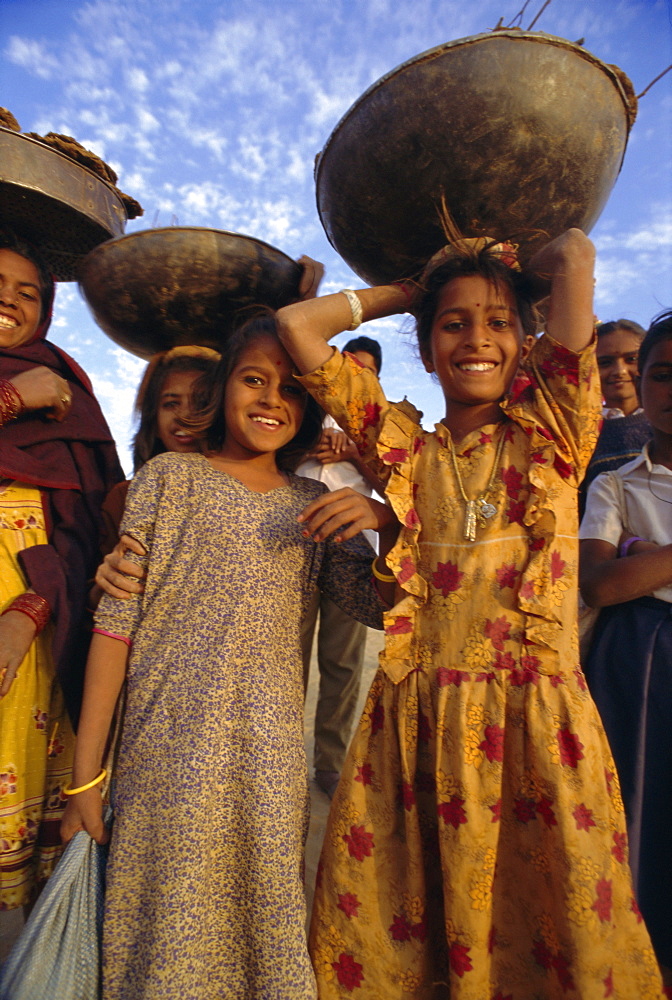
[0,822,109,1000]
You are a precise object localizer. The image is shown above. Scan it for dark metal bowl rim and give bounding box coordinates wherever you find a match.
[82,226,300,266]
[0,127,127,211]
[314,29,636,193]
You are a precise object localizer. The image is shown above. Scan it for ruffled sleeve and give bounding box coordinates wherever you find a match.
[497,333,601,648]
[506,332,601,486]
[298,348,395,486]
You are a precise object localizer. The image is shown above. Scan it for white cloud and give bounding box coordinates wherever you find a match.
[126,67,150,93]
[137,108,160,134]
[4,36,59,78]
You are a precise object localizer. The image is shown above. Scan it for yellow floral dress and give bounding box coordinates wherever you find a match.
[0,482,75,909]
[301,336,664,999]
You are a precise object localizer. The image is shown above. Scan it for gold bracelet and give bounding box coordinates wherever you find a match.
[63,768,107,796]
[372,558,396,584]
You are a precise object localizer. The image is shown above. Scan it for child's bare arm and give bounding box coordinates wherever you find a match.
[276,284,410,375]
[527,229,595,353]
[61,632,129,845]
[580,537,672,607]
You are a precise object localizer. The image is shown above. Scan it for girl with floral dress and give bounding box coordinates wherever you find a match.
[60,315,391,1000]
[276,229,664,999]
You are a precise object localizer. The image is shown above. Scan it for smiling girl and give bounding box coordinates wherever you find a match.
[277,230,664,998]
[579,319,651,518]
[96,346,221,558]
[60,315,389,1000]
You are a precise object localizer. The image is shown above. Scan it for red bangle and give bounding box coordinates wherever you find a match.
[2,593,51,634]
[0,379,24,426]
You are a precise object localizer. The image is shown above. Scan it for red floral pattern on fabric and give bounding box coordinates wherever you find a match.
[385,616,413,636]
[404,508,420,528]
[401,782,416,811]
[493,651,516,671]
[553,453,574,480]
[381,448,408,463]
[449,942,473,977]
[438,795,467,828]
[332,953,364,991]
[502,465,524,498]
[550,550,566,584]
[370,703,384,735]
[361,401,381,431]
[437,667,470,687]
[506,499,526,525]
[397,556,416,585]
[484,617,511,651]
[480,724,505,763]
[343,825,375,862]
[337,893,361,919]
[537,345,581,387]
[557,727,584,768]
[495,563,520,589]
[431,561,463,596]
[611,832,627,863]
[573,803,596,831]
[355,763,373,786]
[593,879,613,922]
[532,940,576,992]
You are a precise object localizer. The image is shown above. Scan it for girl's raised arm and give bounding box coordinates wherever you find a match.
[527,228,595,353]
[276,285,410,375]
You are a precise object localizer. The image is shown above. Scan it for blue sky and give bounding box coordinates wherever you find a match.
[2,0,671,473]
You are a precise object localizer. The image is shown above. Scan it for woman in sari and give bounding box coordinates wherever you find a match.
[0,231,122,909]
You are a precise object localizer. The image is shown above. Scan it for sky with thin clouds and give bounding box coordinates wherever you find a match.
[2,0,671,472]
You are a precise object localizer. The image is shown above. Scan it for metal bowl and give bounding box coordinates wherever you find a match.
[315,30,637,285]
[0,128,127,281]
[78,227,302,358]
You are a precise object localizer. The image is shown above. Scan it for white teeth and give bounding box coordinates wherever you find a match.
[0,315,17,329]
[252,416,280,426]
[459,362,495,372]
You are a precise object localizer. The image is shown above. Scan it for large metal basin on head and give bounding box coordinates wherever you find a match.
[78,227,302,359]
[315,30,637,285]
[0,128,128,282]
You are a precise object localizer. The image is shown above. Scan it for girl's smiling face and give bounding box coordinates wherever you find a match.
[156,369,204,453]
[221,334,307,461]
[0,249,43,348]
[423,275,523,419]
[639,338,672,440]
[596,328,641,413]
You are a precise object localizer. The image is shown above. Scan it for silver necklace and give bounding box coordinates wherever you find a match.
[448,425,507,542]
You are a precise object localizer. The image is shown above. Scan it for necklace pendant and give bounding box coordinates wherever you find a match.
[477,498,497,520]
[464,499,477,542]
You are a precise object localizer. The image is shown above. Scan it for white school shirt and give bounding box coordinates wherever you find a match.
[580,442,672,603]
[297,415,377,550]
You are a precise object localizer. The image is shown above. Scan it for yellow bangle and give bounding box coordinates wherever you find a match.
[372,558,396,584]
[63,768,107,796]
